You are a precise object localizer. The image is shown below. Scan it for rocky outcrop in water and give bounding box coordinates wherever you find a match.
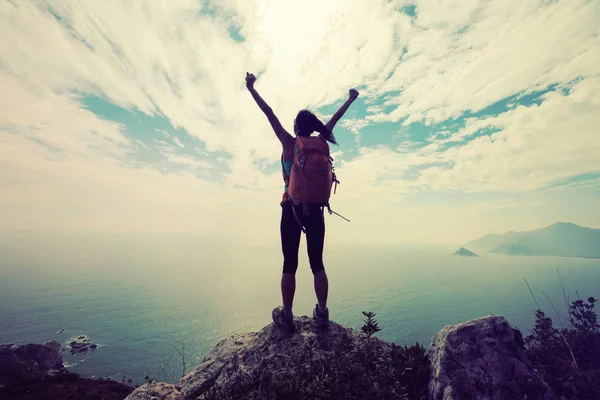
[428,315,556,400]
[66,335,98,354]
[0,341,133,400]
[0,372,134,400]
[0,341,65,386]
[453,247,479,257]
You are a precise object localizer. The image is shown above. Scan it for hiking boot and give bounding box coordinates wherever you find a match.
[272,307,295,333]
[313,304,329,329]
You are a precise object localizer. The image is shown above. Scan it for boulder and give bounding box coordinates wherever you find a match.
[428,315,556,400]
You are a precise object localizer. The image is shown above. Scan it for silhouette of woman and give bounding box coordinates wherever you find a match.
[245,72,359,332]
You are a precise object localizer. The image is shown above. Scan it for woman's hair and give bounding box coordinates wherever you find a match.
[294,110,338,145]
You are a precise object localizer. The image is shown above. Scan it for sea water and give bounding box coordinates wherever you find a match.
[1,234,599,384]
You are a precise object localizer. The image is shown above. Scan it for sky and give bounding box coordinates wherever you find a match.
[1,0,599,247]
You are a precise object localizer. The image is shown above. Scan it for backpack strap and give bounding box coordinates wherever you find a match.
[281,154,290,182]
[326,202,351,222]
[291,204,307,234]
[330,156,340,194]
[333,173,340,194]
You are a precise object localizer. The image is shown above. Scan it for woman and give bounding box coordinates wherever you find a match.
[245,72,359,332]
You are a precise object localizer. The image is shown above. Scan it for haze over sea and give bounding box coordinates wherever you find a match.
[1,234,598,385]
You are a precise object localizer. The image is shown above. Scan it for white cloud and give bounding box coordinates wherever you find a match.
[369,0,600,124]
[173,136,185,148]
[0,72,128,156]
[1,0,599,245]
[335,77,600,195]
[136,140,149,150]
[167,154,211,169]
[340,119,369,143]
[414,77,600,192]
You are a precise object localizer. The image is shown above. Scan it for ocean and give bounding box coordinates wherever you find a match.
[1,234,599,385]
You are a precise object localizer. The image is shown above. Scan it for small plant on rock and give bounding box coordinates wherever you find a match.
[390,342,430,400]
[361,311,381,340]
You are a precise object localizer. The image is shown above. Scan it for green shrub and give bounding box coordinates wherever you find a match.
[525,296,600,399]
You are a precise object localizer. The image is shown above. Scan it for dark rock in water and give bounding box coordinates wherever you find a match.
[0,341,65,387]
[0,339,130,400]
[67,335,96,354]
[0,372,133,400]
[429,315,556,400]
[453,247,479,257]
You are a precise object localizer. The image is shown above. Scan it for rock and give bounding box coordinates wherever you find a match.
[67,335,96,354]
[453,247,479,257]
[0,340,132,399]
[0,341,65,386]
[0,372,133,400]
[125,382,183,400]
[428,315,557,400]
[44,341,62,353]
[130,314,560,400]
[126,316,399,400]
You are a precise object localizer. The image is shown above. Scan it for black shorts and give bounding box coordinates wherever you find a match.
[280,202,325,274]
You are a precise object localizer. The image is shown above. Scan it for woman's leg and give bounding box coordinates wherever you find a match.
[305,206,328,313]
[280,202,301,318]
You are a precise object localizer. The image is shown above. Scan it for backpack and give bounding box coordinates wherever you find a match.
[285,136,349,229]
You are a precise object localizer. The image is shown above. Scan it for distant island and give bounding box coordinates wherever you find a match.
[464,222,600,259]
[453,247,479,257]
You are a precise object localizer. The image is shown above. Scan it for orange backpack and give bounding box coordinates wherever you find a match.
[286,136,349,226]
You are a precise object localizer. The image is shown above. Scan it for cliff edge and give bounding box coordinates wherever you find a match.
[127,315,555,400]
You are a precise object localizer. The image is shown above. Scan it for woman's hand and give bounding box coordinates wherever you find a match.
[246,72,256,89]
[326,88,361,131]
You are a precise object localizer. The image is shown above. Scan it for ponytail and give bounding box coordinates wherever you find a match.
[295,109,338,145]
[315,120,337,145]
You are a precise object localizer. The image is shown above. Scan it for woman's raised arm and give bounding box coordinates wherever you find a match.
[245,72,291,144]
[325,88,359,132]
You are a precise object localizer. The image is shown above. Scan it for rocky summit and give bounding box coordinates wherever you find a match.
[126,315,555,400]
[127,316,408,400]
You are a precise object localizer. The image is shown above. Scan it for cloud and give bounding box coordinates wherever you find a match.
[340,119,370,143]
[173,136,185,148]
[334,76,600,198]
[414,77,600,192]
[0,71,128,158]
[369,0,600,124]
[167,154,211,169]
[1,0,599,246]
